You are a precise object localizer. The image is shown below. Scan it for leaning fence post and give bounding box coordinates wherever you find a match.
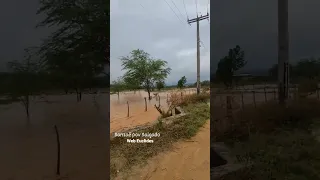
[144,97,147,111]
[127,101,129,117]
[253,91,256,108]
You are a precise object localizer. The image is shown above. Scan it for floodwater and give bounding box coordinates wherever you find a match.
[110,89,197,133]
[0,93,109,180]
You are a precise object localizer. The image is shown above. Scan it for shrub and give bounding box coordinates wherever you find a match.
[213,99,320,141]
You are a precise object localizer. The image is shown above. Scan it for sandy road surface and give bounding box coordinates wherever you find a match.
[120,120,210,180]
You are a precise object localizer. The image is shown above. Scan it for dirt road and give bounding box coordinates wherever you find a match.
[122,120,210,180]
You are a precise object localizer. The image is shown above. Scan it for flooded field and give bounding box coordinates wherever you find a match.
[0,93,109,180]
[110,88,197,133]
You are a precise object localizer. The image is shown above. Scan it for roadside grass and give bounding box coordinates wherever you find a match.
[213,98,320,179]
[110,93,210,179]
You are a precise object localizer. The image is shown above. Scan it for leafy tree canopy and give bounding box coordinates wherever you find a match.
[121,49,171,99]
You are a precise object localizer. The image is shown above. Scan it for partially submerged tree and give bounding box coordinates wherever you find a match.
[177,76,187,89]
[156,81,165,91]
[216,45,246,88]
[7,48,45,122]
[121,49,171,100]
[36,0,109,101]
[111,77,125,100]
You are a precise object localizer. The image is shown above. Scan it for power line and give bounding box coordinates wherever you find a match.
[195,0,198,15]
[182,0,189,19]
[163,0,185,25]
[170,0,185,20]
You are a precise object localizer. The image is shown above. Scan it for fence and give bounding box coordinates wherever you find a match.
[110,88,199,132]
[212,85,320,121]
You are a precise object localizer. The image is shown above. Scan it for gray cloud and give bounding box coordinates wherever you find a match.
[110,0,210,85]
[211,0,320,72]
[0,0,51,71]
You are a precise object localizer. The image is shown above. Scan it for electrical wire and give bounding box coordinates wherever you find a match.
[195,0,198,16]
[163,0,185,25]
[170,0,185,20]
[182,0,189,20]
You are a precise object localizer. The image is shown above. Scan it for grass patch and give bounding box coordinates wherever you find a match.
[110,102,210,179]
[213,98,320,179]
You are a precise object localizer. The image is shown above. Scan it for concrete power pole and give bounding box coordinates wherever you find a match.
[278,0,289,105]
[188,13,209,95]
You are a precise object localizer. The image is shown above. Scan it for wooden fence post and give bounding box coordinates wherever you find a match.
[226,96,233,121]
[54,125,61,176]
[241,92,244,109]
[264,87,267,102]
[144,97,147,111]
[127,101,129,117]
[253,91,256,108]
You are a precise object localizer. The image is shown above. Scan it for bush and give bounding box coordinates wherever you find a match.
[214,99,320,141]
[297,78,318,98]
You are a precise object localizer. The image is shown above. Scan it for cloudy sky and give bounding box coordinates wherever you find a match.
[110,0,210,85]
[2,0,320,80]
[211,0,320,73]
[0,0,49,71]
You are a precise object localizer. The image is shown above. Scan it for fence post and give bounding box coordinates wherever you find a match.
[241,92,244,110]
[253,91,256,108]
[226,96,233,121]
[144,97,147,111]
[127,101,130,117]
[158,95,161,106]
[264,87,267,102]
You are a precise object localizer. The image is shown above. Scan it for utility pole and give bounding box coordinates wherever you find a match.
[278,0,289,105]
[188,13,209,95]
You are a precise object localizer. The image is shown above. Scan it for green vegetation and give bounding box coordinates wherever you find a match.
[156,81,165,91]
[216,45,247,88]
[214,99,320,179]
[177,76,187,89]
[110,93,210,179]
[120,49,171,100]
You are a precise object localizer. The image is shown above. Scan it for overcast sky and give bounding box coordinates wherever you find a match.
[0,0,49,71]
[2,1,320,80]
[110,0,210,85]
[211,0,320,73]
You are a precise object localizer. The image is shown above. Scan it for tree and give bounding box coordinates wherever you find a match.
[293,58,320,80]
[111,77,125,100]
[177,76,187,89]
[156,81,165,91]
[7,48,45,123]
[121,49,171,100]
[36,0,109,101]
[216,45,246,88]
